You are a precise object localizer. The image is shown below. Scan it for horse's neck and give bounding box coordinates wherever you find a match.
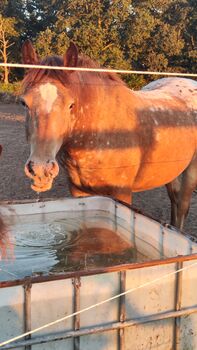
[77,83,135,126]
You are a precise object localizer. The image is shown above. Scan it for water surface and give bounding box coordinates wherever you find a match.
[0,210,154,281]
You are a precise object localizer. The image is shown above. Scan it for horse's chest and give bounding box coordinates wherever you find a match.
[68,149,140,190]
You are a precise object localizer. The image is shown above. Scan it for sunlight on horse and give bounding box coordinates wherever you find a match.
[21,40,197,230]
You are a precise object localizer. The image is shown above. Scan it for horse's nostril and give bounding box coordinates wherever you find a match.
[47,160,56,170]
[51,161,56,170]
[50,160,59,176]
[27,161,35,176]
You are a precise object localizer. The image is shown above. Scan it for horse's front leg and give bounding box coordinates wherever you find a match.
[70,184,92,198]
[112,192,133,206]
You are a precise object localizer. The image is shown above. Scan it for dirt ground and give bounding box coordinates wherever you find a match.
[0,103,197,237]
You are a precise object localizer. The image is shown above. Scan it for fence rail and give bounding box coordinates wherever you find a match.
[0,62,197,77]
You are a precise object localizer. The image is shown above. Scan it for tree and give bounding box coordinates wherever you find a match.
[0,0,196,87]
[0,0,8,14]
[35,26,70,58]
[123,0,196,78]
[53,0,131,69]
[28,0,197,88]
[0,14,19,83]
[21,0,62,40]
[171,0,197,73]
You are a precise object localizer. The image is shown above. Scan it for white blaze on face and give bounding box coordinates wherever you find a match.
[39,83,58,113]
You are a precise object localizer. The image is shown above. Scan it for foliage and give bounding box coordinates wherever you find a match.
[0,81,21,104]
[35,26,70,57]
[0,81,21,95]
[0,0,196,87]
[123,0,193,74]
[64,0,131,69]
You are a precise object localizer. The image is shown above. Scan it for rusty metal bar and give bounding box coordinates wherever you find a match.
[72,277,81,350]
[174,261,183,350]
[23,283,32,350]
[0,254,197,289]
[119,271,126,350]
[1,306,197,349]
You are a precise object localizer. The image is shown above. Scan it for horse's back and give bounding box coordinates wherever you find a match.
[141,77,197,109]
[142,77,197,90]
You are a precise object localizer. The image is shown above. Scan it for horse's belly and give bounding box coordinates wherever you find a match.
[132,160,189,191]
[133,128,195,191]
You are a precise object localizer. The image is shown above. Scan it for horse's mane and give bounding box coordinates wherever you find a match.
[22,54,125,92]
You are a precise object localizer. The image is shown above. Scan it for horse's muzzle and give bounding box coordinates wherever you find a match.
[24,159,59,192]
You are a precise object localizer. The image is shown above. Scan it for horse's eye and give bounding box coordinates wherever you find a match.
[69,103,75,110]
[20,99,28,108]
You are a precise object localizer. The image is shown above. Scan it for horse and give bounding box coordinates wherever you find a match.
[21,40,197,230]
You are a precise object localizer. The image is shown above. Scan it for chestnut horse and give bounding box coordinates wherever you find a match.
[21,40,197,230]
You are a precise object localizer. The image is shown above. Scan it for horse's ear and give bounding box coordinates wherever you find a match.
[22,40,39,65]
[64,42,78,68]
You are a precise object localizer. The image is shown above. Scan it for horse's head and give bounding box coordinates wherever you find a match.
[21,40,78,192]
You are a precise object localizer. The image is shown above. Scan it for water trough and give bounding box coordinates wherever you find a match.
[0,196,196,350]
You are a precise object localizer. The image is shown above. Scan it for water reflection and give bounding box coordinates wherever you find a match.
[52,226,144,273]
[0,212,148,281]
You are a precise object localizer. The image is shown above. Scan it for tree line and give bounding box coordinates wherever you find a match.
[0,0,196,89]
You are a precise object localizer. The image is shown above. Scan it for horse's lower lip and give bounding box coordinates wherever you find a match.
[31,180,53,192]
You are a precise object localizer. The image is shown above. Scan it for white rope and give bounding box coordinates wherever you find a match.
[0,62,197,77]
[0,259,197,347]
